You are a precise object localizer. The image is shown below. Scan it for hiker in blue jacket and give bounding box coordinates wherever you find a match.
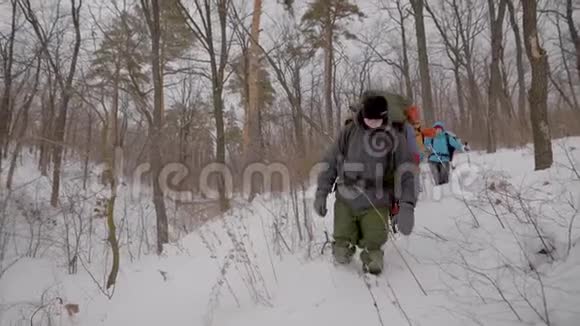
[424,121,465,185]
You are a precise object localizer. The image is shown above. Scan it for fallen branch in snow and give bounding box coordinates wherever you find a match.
[256,210,278,284]
[273,220,292,254]
[514,267,551,326]
[0,256,23,279]
[457,257,523,322]
[559,143,580,180]
[29,290,63,326]
[566,195,579,257]
[484,181,506,229]
[421,227,448,242]
[205,248,236,326]
[222,217,272,305]
[460,193,481,228]
[78,254,114,299]
[199,231,240,309]
[516,193,554,261]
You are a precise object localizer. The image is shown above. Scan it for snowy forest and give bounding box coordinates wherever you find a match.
[0,0,579,325]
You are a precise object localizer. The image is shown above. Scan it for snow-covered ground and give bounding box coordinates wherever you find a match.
[1,138,580,326]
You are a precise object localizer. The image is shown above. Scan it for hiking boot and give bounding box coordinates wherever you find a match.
[333,242,355,264]
[361,249,383,275]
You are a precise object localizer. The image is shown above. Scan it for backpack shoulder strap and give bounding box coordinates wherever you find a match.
[445,132,458,147]
[445,132,457,160]
[338,122,356,157]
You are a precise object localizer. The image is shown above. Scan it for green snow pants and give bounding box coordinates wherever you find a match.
[332,199,389,273]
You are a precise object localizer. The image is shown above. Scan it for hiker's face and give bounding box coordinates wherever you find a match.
[364,118,383,129]
[435,127,443,134]
[407,108,419,122]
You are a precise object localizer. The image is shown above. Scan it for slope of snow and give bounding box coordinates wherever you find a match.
[1,138,579,326]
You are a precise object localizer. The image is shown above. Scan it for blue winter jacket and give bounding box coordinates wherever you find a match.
[405,122,419,161]
[424,121,463,163]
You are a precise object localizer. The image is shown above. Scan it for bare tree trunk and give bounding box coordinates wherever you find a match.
[506,0,529,137]
[105,69,121,289]
[556,14,580,112]
[142,0,169,253]
[410,0,435,125]
[82,109,92,190]
[39,84,54,176]
[453,64,466,126]
[499,56,516,119]
[333,60,342,134]
[396,0,413,100]
[324,8,334,135]
[20,0,83,205]
[178,0,231,211]
[566,0,580,82]
[214,0,230,212]
[292,63,306,156]
[245,0,263,200]
[522,0,553,170]
[7,58,41,189]
[0,1,17,177]
[486,0,507,153]
[448,0,484,138]
[424,1,465,126]
[49,0,83,207]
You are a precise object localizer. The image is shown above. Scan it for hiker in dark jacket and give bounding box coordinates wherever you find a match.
[313,93,417,275]
[424,121,464,185]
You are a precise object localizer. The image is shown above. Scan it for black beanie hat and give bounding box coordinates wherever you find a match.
[362,95,388,120]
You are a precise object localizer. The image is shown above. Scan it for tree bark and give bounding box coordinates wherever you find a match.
[486,0,507,153]
[448,0,484,136]
[522,0,553,170]
[214,0,230,211]
[556,13,580,112]
[49,0,83,207]
[7,59,41,189]
[396,0,413,101]
[323,5,334,135]
[19,0,82,205]
[245,0,263,200]
[178,0,231,211]
[424,1,465,125]
[292,62,306,155]
[566,0,580,82]
[0,0,17,177]
[82,109,92,190]
[39,80,55,176]
[453,64,466,126]
[410,0,435,125]
[506,0,528,136]
[142,0,169,254]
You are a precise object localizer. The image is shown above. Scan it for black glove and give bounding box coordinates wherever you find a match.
[396,202,415,235]
[313,195,328,217]
[463,142,470,152]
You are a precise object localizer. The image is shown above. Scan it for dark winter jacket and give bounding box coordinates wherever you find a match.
[316,111,417,212]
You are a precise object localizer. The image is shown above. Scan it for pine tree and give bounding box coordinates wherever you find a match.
[302,0,364,135]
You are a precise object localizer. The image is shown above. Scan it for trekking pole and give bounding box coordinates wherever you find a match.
[426,145,452,174]
[425,144,451,187]
[354,186,428,296]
